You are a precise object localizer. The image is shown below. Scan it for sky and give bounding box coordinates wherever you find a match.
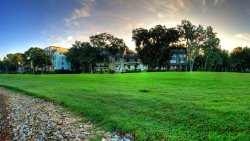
[1,0,250,59]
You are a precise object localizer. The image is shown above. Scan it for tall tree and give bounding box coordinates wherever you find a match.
[217,49,231,72]
[65,41,98,73]
[231,47,250,72]
[24,47,51,71]
[90,33,127,58]
[201,26,221,71]
[2,53,25,72]
[90,33,128,71]
[178,20,205,71]
[132,25,180,71]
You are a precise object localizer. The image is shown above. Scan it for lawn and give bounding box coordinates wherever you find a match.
[0,72,249,140]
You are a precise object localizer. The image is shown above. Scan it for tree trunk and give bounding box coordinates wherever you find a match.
[190,47,200,72]
[189,52,192,72]
[204,56,208,71]
[214,65,217,72]
[89,64,93,74]
[178,52,181,72]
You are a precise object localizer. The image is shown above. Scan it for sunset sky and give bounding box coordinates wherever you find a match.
[1,0,250,59]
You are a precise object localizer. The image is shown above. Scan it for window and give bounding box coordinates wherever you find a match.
[170,60,177,63]
[62,67,64,70]
[62,62,64,65]
[128,65,130,69]
[115,57,120,62]
[62,57,64,60]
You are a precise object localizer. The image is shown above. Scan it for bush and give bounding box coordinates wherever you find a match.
[109,69,115,74]
[48,71,56,74]
[122,69,141,73]
[55,69,72,74]
[146,69,167,72]
[34,70,43,74]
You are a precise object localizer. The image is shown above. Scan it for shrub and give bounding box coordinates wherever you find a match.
[109,69,116,74]
[123,69,141,73]
[48,71,56,74]
[55,69,72,74]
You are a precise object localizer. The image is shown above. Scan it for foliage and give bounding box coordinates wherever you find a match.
[89,33,128,71]
[65,41,98,73]
[123,69,141,73]
[90,32,128,59]
[108,69,116,74]
[0,53,25,72]
[178,20,205,71]
[55,69,72,74]
[0,72,249,140]
[132,25,179,71]
[24,47,51,68]
[230,47,250,72]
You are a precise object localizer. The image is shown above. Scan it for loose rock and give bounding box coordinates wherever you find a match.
[0,88,132,141]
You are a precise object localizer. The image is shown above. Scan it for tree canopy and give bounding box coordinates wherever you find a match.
[24,47,51,69]
[90,33,127,58]
[132,25,179,71]
[65,41,98,73]
[231,47,250,72]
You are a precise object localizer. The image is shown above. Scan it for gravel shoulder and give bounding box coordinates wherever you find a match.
[0,88,128,141]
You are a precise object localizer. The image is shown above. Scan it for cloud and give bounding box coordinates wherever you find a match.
[214,0,219,6]
[177,0,184,8]
[235,33,250,41]
[65,0,95,24]
[58,0,232,50]
[213,0,227,6]
[201,0,207,13]
[67,36,73,41]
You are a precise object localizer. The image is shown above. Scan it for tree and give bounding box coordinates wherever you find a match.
[90,33,128,71]
[217,49,231,72]
[90,33,127,58]
[24,47,51,72]
[201,26,221,71]
[231,47,250,72]
[0,60,5,72]
[65,41,98,73]
[178,20,205,71]
[132,25,180,71]
[1,53,25,72]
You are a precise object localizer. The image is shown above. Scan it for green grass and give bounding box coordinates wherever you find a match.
[0,72,249,140]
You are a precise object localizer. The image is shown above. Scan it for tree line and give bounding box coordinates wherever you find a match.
[132,20,250,72]
[0,47,51,73]
[66,33,128,73]
[0,20,250,73]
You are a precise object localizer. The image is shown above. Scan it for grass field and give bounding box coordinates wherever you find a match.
[0,72,249,140]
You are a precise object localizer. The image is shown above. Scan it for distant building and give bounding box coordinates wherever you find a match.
[45,46,71,70]
[94,48,187,73]
[44,46,187,73]
[169,47,187,71]
[94,50,147,73]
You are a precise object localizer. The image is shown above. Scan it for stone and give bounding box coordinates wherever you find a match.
[0,88,132,141]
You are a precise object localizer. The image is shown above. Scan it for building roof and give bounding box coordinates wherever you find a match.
[47,46,69,53]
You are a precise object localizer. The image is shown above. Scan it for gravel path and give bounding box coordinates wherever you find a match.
[0,88,132,141]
